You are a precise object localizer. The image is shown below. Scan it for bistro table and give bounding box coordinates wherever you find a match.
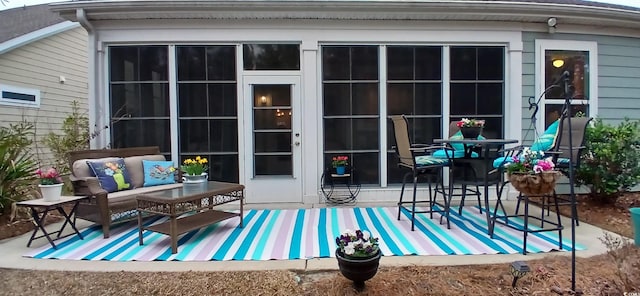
[434,138,518,235]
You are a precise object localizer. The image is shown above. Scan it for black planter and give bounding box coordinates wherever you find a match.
[460,127,482,139]
[335,249,381,291]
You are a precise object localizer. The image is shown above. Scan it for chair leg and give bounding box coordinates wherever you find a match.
[475,184,483,214]
[458,184,466,215]
[553,190,563,250]
[411,174,419,231]
[523,194,529,255]
[398,172,410,220]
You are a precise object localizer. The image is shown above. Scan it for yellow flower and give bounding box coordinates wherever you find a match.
[181,156,208,175]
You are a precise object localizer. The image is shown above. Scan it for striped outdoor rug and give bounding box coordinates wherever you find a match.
[24,206,584,261]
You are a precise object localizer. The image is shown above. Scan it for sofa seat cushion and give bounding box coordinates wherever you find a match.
[124,155,167,188]
[106,183,183,204]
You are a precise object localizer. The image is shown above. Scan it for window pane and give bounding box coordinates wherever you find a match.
[323,83,351,116]
[415,83,442,115]
[112,119,170,152]
[207,46,236,80]
[477,83,503,115]
[209,154,239,183]
[243,44,300,70]
[544,104,589,129]
[352,46,379,80]
[352,83,379,115]
[177,47,206,81]
[545,50,589,100]
[450,83,476,115]
[111,83,169,117]
[415,47,442,80]
[478,47,504,80]
[387,83,413,115]
[387,47,413,80]
[450,47,477,80]
[179,119,238,152]
[255,132,291,153]
[255,155,292,175]
[322,47,350,80]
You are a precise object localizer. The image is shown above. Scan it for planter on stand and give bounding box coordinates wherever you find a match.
[182,173,208,184]
[460,127,482,139]
[38,183,63,202]
[335,166,346,175]
[335,249,381,291]
[508,171,559,196]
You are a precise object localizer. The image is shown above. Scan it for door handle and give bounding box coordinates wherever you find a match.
[294,141,300,146]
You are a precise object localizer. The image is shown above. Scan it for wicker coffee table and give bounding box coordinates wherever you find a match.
[137,181,244,254]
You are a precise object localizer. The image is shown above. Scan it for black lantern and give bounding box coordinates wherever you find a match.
[510,261,530,287]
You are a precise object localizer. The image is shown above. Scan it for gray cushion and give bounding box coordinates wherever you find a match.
[124,155,166,188]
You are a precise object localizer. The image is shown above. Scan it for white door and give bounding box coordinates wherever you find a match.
[242,76,302,203]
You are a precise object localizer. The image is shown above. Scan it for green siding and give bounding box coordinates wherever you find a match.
[522,32,640,127]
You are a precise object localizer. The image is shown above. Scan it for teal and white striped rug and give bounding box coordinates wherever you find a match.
[24,206,584,261]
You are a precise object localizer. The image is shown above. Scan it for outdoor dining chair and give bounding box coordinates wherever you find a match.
[390,115,451,230]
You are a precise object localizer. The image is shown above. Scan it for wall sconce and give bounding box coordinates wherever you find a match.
[260,95,267,105]
[510,261,530,287]
[547,17,557,34]
[552,59,565,68]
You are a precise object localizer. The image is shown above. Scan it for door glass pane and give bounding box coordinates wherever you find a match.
[253,84,292,176]
[545,50,589,100]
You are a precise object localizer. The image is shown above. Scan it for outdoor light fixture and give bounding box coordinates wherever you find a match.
[547,17,557,34]
[552,59,565,68]
[510,261,530,287]
[260,95,267,103]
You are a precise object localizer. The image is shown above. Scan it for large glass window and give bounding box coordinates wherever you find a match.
[386,46,443,184]
[544,49,590,128]
[243,44,300,70]
[450,46,505,139]
[322,46,380,185]
[177,45,238,183]
[109,46,171,156]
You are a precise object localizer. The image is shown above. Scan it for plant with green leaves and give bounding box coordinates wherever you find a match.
[0,121,38,218]
[42,101,90,175]
[576,118,640,201]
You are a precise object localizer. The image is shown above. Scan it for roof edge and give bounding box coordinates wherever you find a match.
[0,21,80,55]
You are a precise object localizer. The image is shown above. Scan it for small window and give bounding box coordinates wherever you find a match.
[243,44,300,70]
[0,84,40,107]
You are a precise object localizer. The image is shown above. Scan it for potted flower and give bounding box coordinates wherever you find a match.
[181,156,208,183]
[335,229,381,291]
[332,155,349,175]
[35,167,64,202]
[506,148,559,195]
[456,118,485,139]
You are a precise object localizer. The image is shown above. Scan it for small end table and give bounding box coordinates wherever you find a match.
[16,195,88,249]
[320,167,361,204]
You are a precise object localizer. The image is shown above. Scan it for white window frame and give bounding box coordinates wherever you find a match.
[0,84,41,108]
[535,39,598,131]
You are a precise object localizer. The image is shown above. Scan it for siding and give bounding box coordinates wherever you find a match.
[522,32,640,127]
[0,26,88,166]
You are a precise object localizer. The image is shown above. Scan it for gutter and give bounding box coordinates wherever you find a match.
[76,8,105,149]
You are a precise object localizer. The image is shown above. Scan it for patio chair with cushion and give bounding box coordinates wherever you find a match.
[390,115,451,231]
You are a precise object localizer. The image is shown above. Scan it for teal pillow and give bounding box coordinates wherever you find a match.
[87,158,132,193]
[531,119,560,152]
[142,160,177,187]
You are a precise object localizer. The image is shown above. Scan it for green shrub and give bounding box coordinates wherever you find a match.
[576,118,640,201]
[0,121,38,216]
[42,101,89,175]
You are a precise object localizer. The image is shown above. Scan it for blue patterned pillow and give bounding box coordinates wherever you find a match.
[87,158,132,193]
[142,160,177,187]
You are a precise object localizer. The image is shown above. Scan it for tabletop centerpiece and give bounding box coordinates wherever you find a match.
[181,156,208,183]
[332,155,349,175]
[335,229,381,291]
[35,167,64,202]
[457,118,485,139]
[506,148,559,196]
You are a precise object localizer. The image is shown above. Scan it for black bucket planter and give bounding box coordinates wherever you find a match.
[335,249,381,291]
[460,127,482,139]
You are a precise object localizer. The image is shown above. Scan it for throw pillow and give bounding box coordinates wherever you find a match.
[142,160,177,187]
[531,119,560,152]
[87,158,133,193]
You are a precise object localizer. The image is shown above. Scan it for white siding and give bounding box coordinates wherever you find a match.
[0,26,88,166]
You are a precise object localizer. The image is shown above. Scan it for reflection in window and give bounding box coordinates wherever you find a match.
[545,50,589,100]
[322,45,380,185]
[243,44,300,70]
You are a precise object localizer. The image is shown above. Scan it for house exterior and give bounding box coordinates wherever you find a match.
[0,4,88,165]
[50,0,640,204]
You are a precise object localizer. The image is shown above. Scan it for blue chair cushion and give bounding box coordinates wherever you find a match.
[493,156,513,168]
[415,155,449,166]
[530,119,560,152]
[87,158,132,193]
[433,131,483,159]
[142,160,177,187]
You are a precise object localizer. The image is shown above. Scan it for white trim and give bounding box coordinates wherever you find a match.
[168,45,179,162]
[535,39,598,132]
[0,21,79,55]
[0,84,40,108]
[379,45,388,188]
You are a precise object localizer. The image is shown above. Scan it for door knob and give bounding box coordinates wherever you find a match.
[294,141,300,146]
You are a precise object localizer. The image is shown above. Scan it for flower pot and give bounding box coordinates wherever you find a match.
[335,166,346,175]
[335,249,381,291]
[460,127,482,139]
[508,171,559,196]
[182,173,208,184]
[630,207,640,246]
[39,183,63,202]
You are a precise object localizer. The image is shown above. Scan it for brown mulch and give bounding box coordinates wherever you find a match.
[1,193,639,295]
